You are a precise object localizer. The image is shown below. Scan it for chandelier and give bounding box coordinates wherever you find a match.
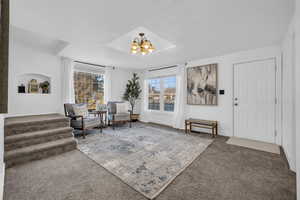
[130,33,155,55]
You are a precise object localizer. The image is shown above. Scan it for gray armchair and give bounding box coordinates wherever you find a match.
[107,101,131,129]
[64,103,101,138]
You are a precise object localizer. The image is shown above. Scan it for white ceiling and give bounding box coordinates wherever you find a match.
[11,26,68,55]
[11,0,294,68]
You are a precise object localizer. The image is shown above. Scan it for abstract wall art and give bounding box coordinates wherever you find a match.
[187,63,218,105]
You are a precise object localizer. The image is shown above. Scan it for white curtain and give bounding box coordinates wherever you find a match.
[173,63,187,129]
[61,57,75,105]
[104,66,113,103]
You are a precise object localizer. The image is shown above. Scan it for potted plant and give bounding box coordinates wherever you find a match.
[123,73,142,115]
[39,81,50,94]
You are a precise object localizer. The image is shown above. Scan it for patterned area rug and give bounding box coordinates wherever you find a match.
[77,124,212,199]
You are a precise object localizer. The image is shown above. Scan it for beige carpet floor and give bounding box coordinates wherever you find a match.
[4,124,296,200]
[226,137,280,154]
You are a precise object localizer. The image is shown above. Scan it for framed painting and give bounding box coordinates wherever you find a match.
[187,63,218,105]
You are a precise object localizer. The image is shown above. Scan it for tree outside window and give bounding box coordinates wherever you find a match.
[74,71,104,110]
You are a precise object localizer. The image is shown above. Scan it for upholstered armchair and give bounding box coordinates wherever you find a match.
[107,101,131,129]
[64,103,101,138]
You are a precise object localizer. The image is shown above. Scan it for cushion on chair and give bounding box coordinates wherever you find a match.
[73,104,89,118]
[116,102,129,114]
[114,113,130,121]
[71,117,100,129]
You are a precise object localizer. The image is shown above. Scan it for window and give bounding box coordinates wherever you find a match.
[148,79,160,110]
[74,71,104,110]
[148,76,176,112]
[163,76,176,111]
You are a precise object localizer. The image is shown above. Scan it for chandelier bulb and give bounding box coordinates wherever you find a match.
[130,33,154,55]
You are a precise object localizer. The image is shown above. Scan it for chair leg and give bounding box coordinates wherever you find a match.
[100,117,103,134]
[82,129,86,139]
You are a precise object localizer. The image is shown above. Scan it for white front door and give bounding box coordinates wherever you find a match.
[233,58,276,143]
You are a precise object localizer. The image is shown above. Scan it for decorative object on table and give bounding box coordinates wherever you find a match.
[18,84,26,93]
[187,63,218,105]
[28,79,39,93]
[39,81,50,94]
[130,33,155,55]
[64,103,102,138]
[107,101,131,129]
[185,118,218,138]
[123,73,142,114]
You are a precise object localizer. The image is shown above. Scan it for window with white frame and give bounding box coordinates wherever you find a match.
[148,76,176,112]
[74,71,104,110]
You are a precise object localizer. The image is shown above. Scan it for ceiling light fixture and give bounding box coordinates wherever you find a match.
[130,33,155,55]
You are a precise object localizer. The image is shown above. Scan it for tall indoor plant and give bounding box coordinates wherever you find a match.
[123,73,142,113]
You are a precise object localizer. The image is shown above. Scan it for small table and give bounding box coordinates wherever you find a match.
[90,110,107,132]
[185,118,218,138]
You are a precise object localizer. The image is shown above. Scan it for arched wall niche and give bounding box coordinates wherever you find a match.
[17,73,51,94]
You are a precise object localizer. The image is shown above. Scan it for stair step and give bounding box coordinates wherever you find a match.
[5,127,74,151]
[5,137,77,168]
[5,114,70,136]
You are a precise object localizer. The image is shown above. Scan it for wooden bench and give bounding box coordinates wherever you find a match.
[185,118,218,138]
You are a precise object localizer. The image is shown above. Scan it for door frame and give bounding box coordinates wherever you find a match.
[232,57,279,144]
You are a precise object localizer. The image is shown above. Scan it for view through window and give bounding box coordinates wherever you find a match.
[148,79,161,110]
[163,76,176,111]
[148,76,176,112]
[74,71,104,110]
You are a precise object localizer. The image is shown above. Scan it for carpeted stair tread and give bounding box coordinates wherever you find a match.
[4,114,76,168]
[5,127,73,144]
[5,113,69,127]
[5,138,77,160]
[5,114,70,136]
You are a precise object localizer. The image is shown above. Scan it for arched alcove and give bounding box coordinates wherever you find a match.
[17,73,51,94]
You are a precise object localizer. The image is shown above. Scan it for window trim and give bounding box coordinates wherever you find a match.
[147,75,176,113]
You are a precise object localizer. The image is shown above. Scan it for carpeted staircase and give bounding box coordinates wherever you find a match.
[4,114,77,168]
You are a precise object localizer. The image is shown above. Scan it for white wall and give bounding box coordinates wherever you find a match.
[8,38,62,116]
[8,33,136,117]
[110,68,133,102]
[186,46,282,141]
[0,114,4,200]
[281,17,297,172]
[140,46,282,142]
[295,0,300,198]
